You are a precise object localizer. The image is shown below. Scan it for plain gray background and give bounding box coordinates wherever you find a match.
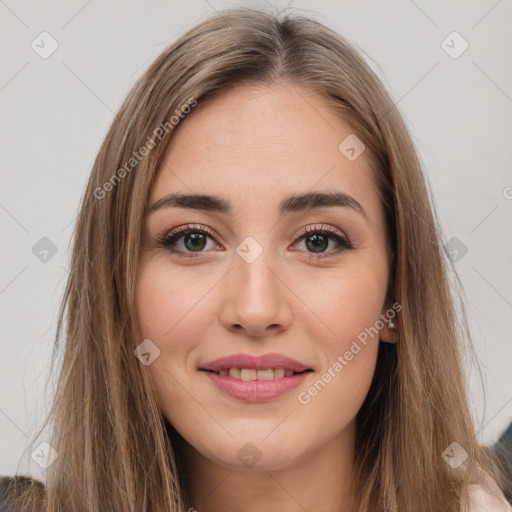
[1,0,511,479]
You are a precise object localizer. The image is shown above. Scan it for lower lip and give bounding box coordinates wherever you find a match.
[201,370,311,402]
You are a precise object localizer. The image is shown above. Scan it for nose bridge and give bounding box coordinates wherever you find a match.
[234,235,279,305]
[220,233,292,336]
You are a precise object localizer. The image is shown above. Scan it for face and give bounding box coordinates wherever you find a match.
[135,81,394,472]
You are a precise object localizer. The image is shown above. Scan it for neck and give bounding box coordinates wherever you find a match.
[170,421,357,512]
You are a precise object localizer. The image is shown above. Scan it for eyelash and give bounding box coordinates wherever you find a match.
[155,223,354,259]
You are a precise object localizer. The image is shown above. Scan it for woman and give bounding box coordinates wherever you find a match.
[2,6,510,511]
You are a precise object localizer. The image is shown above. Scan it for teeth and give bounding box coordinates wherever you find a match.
[217,368,295,381]
[241,369,257,381]
[274,368,285,379]
[257,369,274,381]
[228,368,241,379]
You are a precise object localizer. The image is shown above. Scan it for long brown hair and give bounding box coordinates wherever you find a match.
[6,6,506,511]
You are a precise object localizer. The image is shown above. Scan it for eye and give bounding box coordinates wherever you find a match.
[155,224,221,258]
[155,223,354,259]
[292,224,354,258]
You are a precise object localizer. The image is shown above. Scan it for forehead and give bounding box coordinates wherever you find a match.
[150,82,379,221]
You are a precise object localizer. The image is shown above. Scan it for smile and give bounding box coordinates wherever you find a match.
[210,367,305,380]
[198,352,314,401]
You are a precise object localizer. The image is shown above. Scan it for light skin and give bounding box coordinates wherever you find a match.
[135,80,397,512]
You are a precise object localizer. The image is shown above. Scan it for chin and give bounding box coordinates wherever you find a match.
[212,446,301,472]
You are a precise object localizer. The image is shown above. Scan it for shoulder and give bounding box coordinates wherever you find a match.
[467,472,512,511]
[0,475,46,511]
[0,477,11,512]
[468,482,512,511]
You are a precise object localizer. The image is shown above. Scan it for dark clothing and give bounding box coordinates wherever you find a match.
[1,422,511,510]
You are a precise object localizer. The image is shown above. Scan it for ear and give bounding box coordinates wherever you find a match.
[379,306,398,344]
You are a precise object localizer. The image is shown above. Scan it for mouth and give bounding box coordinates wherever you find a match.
[200,367,313,381]
[198,352,314,401]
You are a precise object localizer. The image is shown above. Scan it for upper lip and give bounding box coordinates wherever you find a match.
[199,353,312,373]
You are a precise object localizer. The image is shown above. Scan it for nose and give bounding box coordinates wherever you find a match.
[219,247,293,338]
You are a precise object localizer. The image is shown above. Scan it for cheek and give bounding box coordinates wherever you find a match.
[292,263,386,417]
[295,276,383,435]
[134,261,214,415]
[297,267,388,353]
[135,261,215,342]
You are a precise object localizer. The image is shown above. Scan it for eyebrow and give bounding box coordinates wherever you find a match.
[148,191,368,221]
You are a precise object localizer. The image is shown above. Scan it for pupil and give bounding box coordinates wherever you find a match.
[306,234,327,252]
[185,233,206,251]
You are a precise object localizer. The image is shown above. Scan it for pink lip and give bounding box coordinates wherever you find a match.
[202,371,311,402]
[199,352,311,373]
[199,352,313,402]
